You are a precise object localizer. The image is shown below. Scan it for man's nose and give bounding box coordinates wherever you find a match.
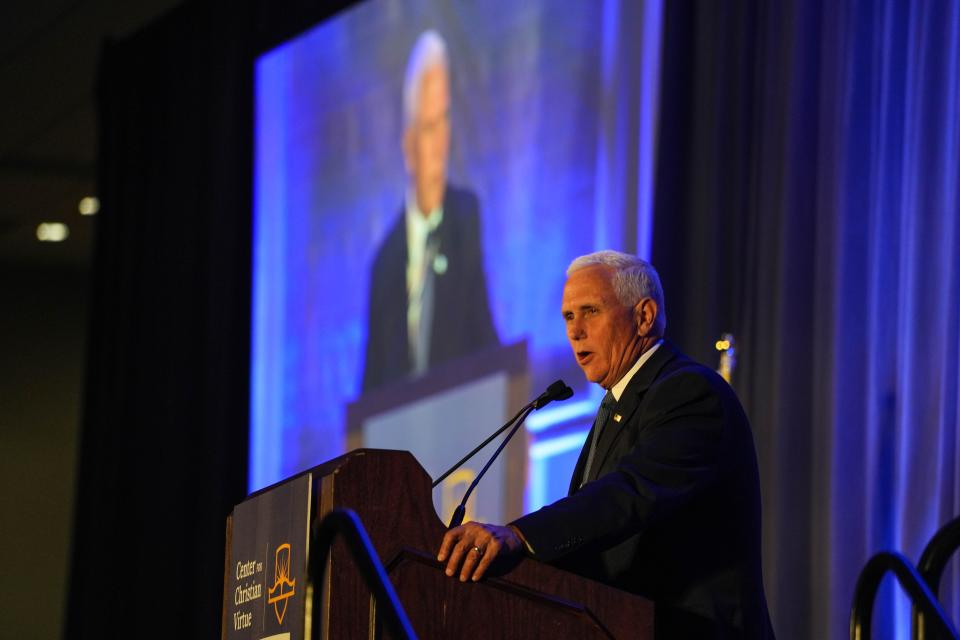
[568,320,585,340]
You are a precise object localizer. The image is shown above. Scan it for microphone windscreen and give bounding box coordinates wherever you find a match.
[532,380,575,410]
[545,379,568,398]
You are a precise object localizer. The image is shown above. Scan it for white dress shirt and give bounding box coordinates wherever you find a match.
[610,339,663,401]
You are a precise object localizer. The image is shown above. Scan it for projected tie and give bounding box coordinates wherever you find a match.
[580,392,615,487]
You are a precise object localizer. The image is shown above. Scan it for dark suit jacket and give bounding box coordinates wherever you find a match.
[362,185,499,392]
[514,342,774,639]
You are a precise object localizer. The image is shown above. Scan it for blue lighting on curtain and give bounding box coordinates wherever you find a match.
[825,1,960,637]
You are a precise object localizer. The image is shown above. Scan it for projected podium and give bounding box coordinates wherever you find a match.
[222,449,653,639]
[346,341,531,528]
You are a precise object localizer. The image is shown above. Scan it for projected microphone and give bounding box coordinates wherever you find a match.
[433,380,575,529]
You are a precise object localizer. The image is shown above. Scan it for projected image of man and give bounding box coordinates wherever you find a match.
[362,30,499,392]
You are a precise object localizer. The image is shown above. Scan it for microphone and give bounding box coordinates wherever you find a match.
[533,379,574,409]
[431,380,572,489]
[432,380,575,529]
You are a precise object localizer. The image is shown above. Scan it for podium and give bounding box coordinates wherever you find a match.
[222,449,653,639]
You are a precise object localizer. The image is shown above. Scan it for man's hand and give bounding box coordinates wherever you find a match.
[437,522,525,582]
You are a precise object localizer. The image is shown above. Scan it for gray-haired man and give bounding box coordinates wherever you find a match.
[439,250,775,639]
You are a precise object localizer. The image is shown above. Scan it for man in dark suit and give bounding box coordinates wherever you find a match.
[438,251,774,638]
[362,185,499,392]
[362,30,498,392]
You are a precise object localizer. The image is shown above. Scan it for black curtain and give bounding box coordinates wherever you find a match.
[653,1,825,638]
[65,2,359,635]
[66,3,255,636]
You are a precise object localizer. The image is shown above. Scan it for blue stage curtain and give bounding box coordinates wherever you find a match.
[826,2,960,638]
[654,1,960,638]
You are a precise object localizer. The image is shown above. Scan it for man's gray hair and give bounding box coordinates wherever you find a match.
[403,30,449,128]
[568,250,667,335]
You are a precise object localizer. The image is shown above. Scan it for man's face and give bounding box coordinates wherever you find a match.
[562,265,644,389]
[404,63,450,214]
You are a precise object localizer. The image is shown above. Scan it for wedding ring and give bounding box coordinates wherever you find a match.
[471,546,484,556]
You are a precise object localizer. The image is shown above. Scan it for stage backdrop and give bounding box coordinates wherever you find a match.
[71,1,960,638]
[653,2,960,639]
[250,0,664,514]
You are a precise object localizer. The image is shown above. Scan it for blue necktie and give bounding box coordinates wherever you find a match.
[581,392,615,487]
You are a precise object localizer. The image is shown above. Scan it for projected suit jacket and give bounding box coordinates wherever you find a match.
[362,185,499,392]
[513,342,775,639]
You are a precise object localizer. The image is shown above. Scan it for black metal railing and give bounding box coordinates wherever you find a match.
[913,517,960,639]
[850,550,958,640]
[310,508,417,640]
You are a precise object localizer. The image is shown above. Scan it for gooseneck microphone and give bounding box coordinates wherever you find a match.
[431,379,573,489]
[432,380,574,529]
[533,379,574,409]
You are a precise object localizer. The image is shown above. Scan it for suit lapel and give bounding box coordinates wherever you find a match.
[378,208,412,376]
[587,342,678,481]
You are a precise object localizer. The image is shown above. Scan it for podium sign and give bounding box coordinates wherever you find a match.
[223,473,311,640]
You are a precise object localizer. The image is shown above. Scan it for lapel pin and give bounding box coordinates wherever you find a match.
[613,414,622,423]
[433,253,448,275]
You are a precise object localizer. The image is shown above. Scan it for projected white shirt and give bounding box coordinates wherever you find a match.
[404,192,444,361]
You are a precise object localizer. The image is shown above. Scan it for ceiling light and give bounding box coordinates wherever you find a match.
[37,223,69,242]
[78,196,100,216]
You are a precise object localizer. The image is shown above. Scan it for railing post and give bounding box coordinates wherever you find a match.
[914,518,960,640]
[850,551,958,640]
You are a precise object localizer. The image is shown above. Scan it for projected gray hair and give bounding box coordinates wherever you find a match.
[568,250,667,335]
[403,30,449,128]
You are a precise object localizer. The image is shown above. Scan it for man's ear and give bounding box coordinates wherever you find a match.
[634,298,658,336]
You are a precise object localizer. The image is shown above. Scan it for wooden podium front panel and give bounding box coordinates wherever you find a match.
[386,552,632,639]
[315,449,653,640]
[224,449,653,638]
[316,450,442,638]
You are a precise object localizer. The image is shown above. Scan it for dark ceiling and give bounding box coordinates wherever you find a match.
[0,0,185,270]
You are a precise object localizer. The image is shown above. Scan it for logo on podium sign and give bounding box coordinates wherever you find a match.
[267,543,296,624]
